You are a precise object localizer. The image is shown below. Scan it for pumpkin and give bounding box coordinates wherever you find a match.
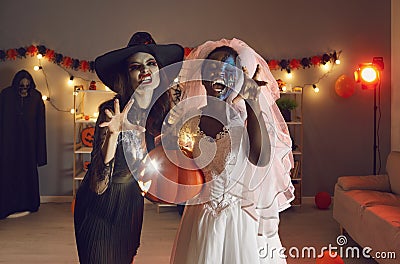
[139,145,204,204]
[81,127,95,147]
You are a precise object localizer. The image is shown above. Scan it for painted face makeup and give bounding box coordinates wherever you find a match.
[127,52,160,109]
[202,52,239,101]
[127,52,160,92]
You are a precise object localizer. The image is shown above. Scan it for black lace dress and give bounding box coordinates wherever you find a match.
[74,100,147,264]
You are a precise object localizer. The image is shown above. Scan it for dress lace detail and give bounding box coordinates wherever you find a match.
[184,117,240,217]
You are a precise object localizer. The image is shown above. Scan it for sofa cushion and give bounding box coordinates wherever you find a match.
[387,151,400,195]
[333,185,365,242]
[363,205,400,252]
[341,189,400,207]
[337,175,391,192]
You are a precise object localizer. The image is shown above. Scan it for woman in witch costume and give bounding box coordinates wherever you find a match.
[73,32,183,264]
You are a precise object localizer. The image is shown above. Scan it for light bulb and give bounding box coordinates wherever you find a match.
[335,59,341,65]
[313,84,320,93]
[68,76,74,86]
[321,63,330,72]
[360,67,378,83]
[42,95,48,101]
[33,66,42,71]
[70,109,75,114]
[286,72,293,79]
[37,54,43,59]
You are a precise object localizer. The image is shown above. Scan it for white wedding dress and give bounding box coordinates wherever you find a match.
[170,112,288,264]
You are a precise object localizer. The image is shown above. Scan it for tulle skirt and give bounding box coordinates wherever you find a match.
[170,201,286,264]
[74,178,144,264]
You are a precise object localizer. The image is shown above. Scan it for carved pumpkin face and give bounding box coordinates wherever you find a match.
[81,127,95,147]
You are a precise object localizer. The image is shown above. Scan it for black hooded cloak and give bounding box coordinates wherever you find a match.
[0,70,47,219]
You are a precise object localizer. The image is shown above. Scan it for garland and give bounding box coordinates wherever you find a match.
[0,44,95,72]
[1,44,340,73]
[184,47,341,72]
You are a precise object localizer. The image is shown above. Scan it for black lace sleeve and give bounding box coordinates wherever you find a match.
[88,100,115,195]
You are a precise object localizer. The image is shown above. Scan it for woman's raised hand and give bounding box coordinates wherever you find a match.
[99,98,146,134]
[233,64,267,103]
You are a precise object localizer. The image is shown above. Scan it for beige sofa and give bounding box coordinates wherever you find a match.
[333,151,400,264]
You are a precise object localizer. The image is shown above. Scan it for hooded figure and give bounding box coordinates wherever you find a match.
[0,69,47,219]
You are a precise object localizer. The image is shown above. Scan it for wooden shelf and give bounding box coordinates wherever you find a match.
[74,171,86,180]
[292,150,302,155]
[280,91,302,95]
[76,89,114,94]
[286,121,302,125]
[75,146,92,154]
[75,118,97,124]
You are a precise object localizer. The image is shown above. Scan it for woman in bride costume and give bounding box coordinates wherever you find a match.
[169,38,295,264]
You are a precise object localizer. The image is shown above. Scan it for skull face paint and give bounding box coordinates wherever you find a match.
[202,50,239,101]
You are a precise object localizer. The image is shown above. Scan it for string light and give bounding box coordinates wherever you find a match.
[33,65,42,71]
[312,84,320,93]
[68,76,74,86]
[42,95,50,101]
[321,63,330,72]
[36,54,43,59]
[70,109,76,114]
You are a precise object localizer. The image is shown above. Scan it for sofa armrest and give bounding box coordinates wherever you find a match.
[337,174,391,192]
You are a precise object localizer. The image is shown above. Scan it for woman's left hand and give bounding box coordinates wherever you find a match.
[233,64,267,103]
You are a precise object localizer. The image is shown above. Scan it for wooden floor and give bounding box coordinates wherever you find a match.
[0,201,378,264]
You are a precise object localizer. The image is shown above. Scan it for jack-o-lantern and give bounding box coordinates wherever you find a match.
[139,145,204,204]
[81,127,95,147]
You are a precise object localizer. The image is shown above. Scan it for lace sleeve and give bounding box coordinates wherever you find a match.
[88,103,115,195]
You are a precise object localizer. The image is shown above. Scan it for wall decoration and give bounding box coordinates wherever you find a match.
[335,74,356,98]
[0,44,95,72]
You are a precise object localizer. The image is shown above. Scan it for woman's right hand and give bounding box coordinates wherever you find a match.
[99,98,146,134]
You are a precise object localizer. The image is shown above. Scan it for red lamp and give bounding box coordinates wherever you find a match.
[354,57,384,175]
[354,57,384,90]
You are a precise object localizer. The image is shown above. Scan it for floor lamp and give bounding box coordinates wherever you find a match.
[354,57,384,175]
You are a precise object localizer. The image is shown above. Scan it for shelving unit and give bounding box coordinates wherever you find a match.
[279,90,303,206]
[72,86,115,197]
